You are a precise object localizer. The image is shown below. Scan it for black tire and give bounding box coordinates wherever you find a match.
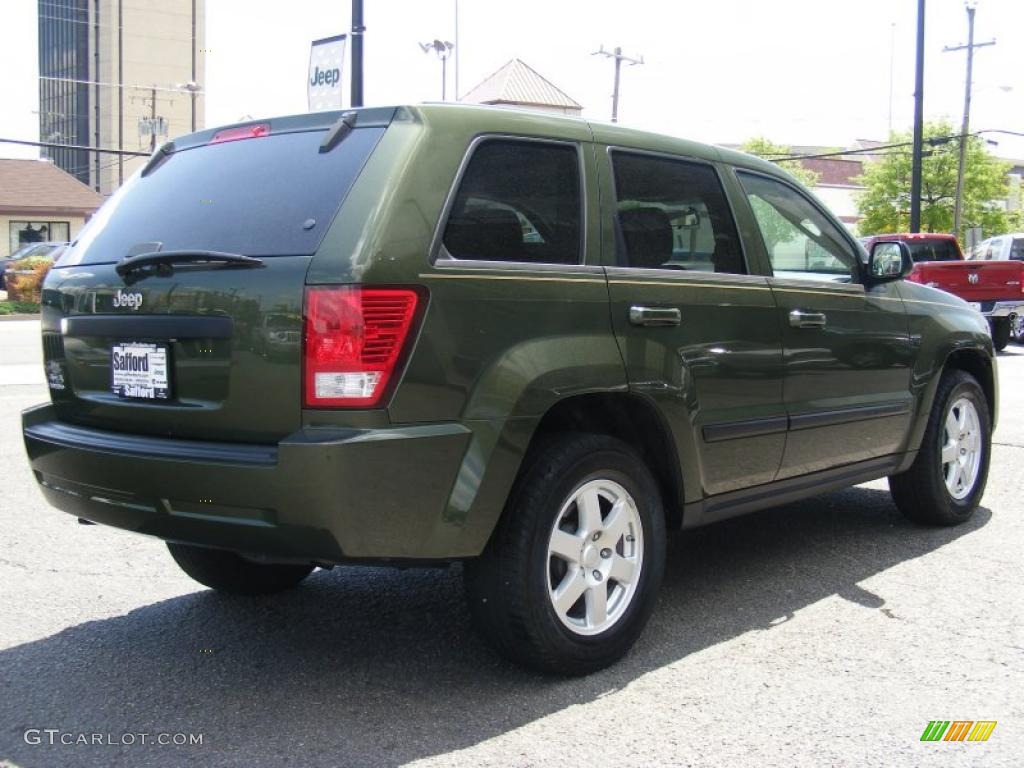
[167,542,314,595]
[464,433,666,675]
[889,370,990,526]
[990,318,1010,352]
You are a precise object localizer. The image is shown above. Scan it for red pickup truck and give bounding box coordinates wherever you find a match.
[860,232,1024,350]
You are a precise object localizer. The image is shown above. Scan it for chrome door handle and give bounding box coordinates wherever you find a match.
[629,306,682,327]
[789,309,827,328]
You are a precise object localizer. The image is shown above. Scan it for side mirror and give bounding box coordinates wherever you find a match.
[868,241,912,282]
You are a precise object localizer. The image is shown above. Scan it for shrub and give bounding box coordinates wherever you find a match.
[0,300,40,315]
[5,258,53,303]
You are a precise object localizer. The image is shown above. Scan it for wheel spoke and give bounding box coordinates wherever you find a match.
[585,582,608,627]
[551,570,587,617]
[576,487,603,535]
[609,555,637,585]
[549,529,582,564]
[941,440,958,465]
[945,410,959,440]
[602,499,630,544]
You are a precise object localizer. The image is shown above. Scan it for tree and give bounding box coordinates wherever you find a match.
[856,121,1010,239]
[739,138,820,188]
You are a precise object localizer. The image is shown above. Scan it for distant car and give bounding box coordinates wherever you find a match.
[0,241,67,290]
[972,233,1024,262]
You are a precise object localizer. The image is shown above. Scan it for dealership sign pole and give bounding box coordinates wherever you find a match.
[308,34,347,112]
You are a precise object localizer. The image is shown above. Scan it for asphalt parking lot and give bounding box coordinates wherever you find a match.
[0,317,1021,767]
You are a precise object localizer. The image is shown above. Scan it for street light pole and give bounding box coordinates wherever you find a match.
[945,2,996,239]
[420,40,454,101]
[592,45,643,123]
[351,0,365,107]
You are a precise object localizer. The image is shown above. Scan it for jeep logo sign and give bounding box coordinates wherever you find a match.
[113,289,143,310]
[308,34,347,112]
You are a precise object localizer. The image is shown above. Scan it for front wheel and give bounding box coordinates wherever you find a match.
[889,370,991,526]
[167,542,314,595]
[464,433,666,675]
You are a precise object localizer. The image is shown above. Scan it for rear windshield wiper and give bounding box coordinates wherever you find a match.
[115,249,264,277]
[319,111,358,153]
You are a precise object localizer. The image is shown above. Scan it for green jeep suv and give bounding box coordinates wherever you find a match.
[22,105,996,674]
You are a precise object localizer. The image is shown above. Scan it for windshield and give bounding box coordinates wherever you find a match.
[60,126,385,266]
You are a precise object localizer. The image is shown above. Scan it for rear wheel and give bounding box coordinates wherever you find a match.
[1012,314,1024,344]
[464,433,666,675]
[990,317,1011,352]
[889,370,990,526]
[167,542,314,595]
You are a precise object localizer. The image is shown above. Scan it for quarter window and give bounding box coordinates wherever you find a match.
[738,172,857,281]
[442,139,581,264]
[610,152,745,274]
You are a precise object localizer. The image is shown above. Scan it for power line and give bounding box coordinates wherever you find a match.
[0,137,149,158]
[38,75,202,95]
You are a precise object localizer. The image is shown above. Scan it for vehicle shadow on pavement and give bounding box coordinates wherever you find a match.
[0,487,990,767]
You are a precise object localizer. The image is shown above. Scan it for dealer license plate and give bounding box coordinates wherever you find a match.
[111,343,170,400]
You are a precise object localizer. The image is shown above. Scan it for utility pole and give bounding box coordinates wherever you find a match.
[887,22,896,137]
[944,1,995,239]
[150,85,157,150]
[351,0,365,107]
[909,0,925,233]
[592,45,643,123]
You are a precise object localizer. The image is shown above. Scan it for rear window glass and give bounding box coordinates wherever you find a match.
[61,127,385,266]
[907,240,960,262]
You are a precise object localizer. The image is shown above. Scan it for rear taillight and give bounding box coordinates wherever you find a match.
[303,286,419,408]
[209,122,270,144]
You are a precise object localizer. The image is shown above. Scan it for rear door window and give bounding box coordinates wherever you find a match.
[609,151,746,274]
[442,139,581,264]
[62,127,386,266]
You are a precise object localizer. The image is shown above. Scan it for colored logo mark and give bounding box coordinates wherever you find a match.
[920,720,997,742]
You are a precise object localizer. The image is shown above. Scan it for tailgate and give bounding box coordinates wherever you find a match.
[42,259,308,443]
[915,261,1023,302]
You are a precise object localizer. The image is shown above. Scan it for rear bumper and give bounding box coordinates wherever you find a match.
[22,404,472,562]
[979,300,1024,318]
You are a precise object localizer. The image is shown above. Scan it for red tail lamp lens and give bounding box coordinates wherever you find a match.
[303,287,420,408]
